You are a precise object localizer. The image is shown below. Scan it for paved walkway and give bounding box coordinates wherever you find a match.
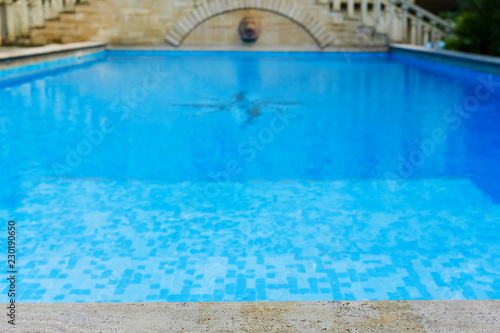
[4,300,500,332]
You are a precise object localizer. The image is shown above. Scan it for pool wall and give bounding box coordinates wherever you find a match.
[2,43,500,88]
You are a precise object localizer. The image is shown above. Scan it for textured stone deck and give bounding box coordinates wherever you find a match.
[3,300,500,332]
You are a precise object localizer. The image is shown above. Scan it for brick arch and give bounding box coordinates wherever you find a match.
[165,0,334,48]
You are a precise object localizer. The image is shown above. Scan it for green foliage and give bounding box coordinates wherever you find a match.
[445,0,500,56]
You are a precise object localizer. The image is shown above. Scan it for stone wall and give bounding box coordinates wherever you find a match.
[30,0,385,49]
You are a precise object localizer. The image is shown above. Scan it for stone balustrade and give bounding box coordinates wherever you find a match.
[328,0,454,47]
[0,0,80,44]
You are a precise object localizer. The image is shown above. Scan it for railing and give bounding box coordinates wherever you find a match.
[330,0,454,47]
[0,0,80,44]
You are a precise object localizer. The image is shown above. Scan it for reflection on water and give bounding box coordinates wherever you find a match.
[171,90,300,124]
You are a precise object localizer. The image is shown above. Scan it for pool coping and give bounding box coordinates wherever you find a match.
[390,44,500,75]
[0,41,107,63]
[107,44,390,52]
[0,42,107,86]
[4,300,500,332]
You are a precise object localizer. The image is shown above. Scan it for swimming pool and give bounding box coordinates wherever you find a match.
[1,51,500,302]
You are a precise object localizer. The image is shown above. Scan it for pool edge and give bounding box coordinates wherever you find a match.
[0,42,107,86]
[390,44,500,76]
[3,300,499,332]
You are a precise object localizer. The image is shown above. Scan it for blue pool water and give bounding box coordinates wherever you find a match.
[1,52,500,302]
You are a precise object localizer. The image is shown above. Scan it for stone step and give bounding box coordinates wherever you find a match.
[43,21,77,30]
[59,12,78,23]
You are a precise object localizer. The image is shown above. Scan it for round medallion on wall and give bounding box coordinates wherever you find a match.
[238,17,262,43]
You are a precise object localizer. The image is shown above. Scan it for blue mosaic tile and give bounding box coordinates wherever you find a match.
[0,179,498,302]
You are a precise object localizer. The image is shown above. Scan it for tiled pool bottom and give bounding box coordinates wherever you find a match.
[3,179,500,303]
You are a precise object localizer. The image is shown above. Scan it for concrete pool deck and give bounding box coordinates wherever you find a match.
[4,300,500,332]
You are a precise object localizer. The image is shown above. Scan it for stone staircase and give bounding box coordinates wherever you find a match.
[0,0,89,45]
[327,9,388,48]
[30,4,88,45]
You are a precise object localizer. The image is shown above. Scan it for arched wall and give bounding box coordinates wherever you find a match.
[165,0,334,48]
[182,9,319,47]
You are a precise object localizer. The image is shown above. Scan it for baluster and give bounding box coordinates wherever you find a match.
[374,0,381,30]
[395,8,402,41]
[28,0,36,28]
[388,0,395,41]
[5,0,17,42]
[14,3,20,36]
[423,24,430,46]
[0,6,3,45]
[65,0,77,12]
[410,17,417,45]
[361,0,367,25]
[347,0,354,17]
[51,0,62,18]
[436,33,443,49]
[18,0,30,34]
[401,3,408,43]
[44,0,52,20]
[416,12,423,45]
[445,26,452,41]
[430,20,436,48]
[32,0,45,27]
[333,0,341,11]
